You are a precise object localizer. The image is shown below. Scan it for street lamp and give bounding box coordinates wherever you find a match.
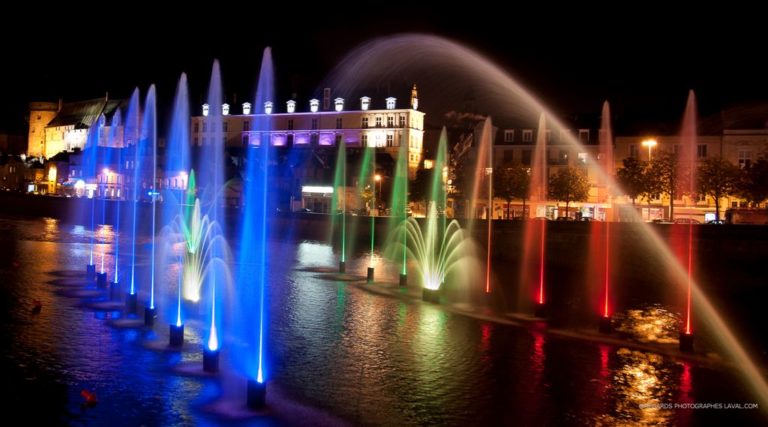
[374,174,382,215]
[642,138,657,161]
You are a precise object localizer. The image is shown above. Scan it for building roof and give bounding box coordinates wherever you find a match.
[45,97,124,129]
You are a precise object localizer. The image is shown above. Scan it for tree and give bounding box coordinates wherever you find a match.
[360,185,373,214]
[493,162,531,219]
[648,151,682,219]
[740,159,768,207]
[616,157,647,205]
[698,157,740,222]
[548,166,590,218]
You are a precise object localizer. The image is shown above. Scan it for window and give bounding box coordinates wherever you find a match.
[387,116,394,127]
[311,119,318,130]
[738,150,752,169]
[287,134,294,145]
[504,130,514,143]
[578,129,590,144]
[223,122,228,132]
[202,122,208,132]
[361,134,368,145]
[194,122,199,133]
[336,118,342,129]
[522,129,533,142]
[399,115,406,127]
[629,144,638,158]
[503,150,513,162]
[310,133,319,145]
[578,152,588,164]
[288,119,294,130]
[335,134,343,145]
[386,134,394,146]
[697,144,707,159]
[559,150,569,163]
[522,149,532,165]
[362,117,369,128]
[242,134,249,145]
[375,116,382,127]
[243,120,250,131]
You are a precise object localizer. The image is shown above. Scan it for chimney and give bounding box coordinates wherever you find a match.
[58,98,63,112]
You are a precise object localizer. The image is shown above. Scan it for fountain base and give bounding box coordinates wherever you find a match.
[339,260,346,273]
[598,316,612,334]
[86,264,96,281]
[110,281,121,301]
[247,379,267,409]
[125,293,137,313]
[96,272,107,289]
[534,303,547,318]
[399,274,407,288]
[422,288,440,304]
[367,267,374,283]
[679,331,694,352]
[169,324,184,347]
[144,307,156,327]
[203,348,219,373]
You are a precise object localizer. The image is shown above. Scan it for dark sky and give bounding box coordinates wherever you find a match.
[2,7,766,134]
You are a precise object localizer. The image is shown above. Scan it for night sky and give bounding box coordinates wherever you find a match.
[2,8,766,134]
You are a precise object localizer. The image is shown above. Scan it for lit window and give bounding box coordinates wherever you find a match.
[387,116,394,127]
[362,117,369,128]
[522,129,533,142]
[738,150,752,169]
[360,96,371,111]
[504,130,514,142]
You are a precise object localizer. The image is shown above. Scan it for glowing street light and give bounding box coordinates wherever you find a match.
[642,138,657,161]
[373,174,382,216]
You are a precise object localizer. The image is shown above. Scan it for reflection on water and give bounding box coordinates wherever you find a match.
[613,349,673,425]
[615,304,680,344]
[0,218,761,425]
